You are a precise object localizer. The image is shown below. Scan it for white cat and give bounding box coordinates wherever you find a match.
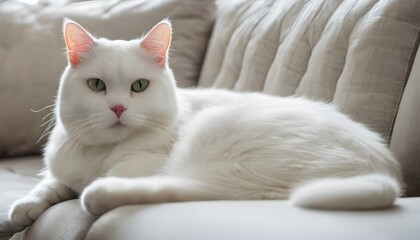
[9,19,403,228]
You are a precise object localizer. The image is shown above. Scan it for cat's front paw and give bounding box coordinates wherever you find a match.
[9,197,50,228]
[81,178,129,216]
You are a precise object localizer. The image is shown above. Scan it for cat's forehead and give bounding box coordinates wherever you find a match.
[83,38,156,81]
[95,38,140,57]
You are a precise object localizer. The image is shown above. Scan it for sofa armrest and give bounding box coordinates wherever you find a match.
[85,199,420,240]
[390,37,420,197]
[10,200,95,240]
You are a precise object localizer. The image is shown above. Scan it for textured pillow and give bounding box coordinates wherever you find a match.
[0,0,215,157]
[199,0,420,143]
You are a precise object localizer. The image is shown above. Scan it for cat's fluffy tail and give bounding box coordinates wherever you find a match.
[290,174,401,210]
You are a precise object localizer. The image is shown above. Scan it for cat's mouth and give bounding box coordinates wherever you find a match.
[111,121,125,129]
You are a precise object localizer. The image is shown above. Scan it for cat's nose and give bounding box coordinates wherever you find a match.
[111,105,126,118]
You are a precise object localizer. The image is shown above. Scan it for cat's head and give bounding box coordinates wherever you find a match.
[57,19,178,145]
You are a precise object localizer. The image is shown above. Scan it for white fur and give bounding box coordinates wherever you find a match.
[9,20,404,225]
[290,174,400,209]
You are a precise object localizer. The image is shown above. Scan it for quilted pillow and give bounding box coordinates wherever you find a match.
[0,0,215,157]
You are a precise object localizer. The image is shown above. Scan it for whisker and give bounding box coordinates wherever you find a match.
[37,117,57,144]
[31,104,55,113]
[63,119,92,152]
[68,126,96,161]
[39,117,54,128]
[42,111,55,121]
[130,114,179,139]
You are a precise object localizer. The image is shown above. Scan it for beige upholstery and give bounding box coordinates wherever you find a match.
[10,200,95,240]
[390,42,420,197]
[5,198,420,240]
[0,157,42,236]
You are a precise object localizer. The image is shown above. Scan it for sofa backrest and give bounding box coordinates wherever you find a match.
[198,0,420,196]
[199,0,420,141]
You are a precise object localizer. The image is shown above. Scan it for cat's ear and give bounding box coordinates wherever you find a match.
[63,19,95,67]
[140,20,172,68]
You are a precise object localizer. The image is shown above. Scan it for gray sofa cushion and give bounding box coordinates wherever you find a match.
[0,157,42,237]
[0,171,39,236]
[10,200,95,240]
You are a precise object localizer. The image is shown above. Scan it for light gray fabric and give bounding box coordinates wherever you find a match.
[295,0,378,100]
[0,156,43,177]
[0,0,215,157]
[0,170,38,236]
[3,197,419,240]
[199,0,420,142]
[331,0,420,141]
[10,200,96,240]
[85,198,420,240]
[0,157,42,236]
[390,36,420,197]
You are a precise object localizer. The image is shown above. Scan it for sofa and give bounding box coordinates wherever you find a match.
[1,0,419,239]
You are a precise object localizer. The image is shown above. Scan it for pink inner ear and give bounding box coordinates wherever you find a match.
[64,22,95,66]
[140,22,172,67]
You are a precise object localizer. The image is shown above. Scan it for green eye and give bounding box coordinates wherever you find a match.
[87,78,106,92]
[131,78,149,93]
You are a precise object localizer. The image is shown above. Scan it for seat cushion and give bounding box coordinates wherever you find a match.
[0,156,43,237]
[10,200,96,240]
[87,198,420,240]
[9,198,418,240]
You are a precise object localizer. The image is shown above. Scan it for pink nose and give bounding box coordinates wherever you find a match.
[111,105,126,118]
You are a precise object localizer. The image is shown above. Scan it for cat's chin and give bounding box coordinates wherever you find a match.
[111,122,125,129]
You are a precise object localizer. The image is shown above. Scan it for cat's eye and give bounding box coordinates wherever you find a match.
[87,78,106,92]
[131,79,149,93]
